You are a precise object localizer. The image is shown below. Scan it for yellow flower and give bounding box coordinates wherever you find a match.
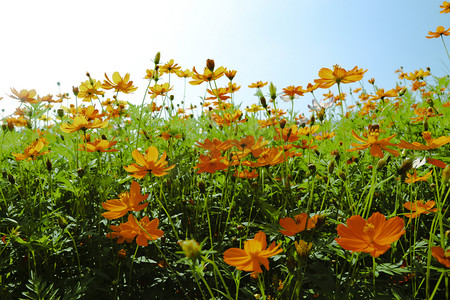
[12,138,50,161]
[159,59,181,75]
[148,83,173,99]
[101,181,149,219]
[189,66,226,85]
[248,81,268,88]
[314,65,367,89]
[102,72,138,94]
[77,79,105,102]
[9,88,38,104]
[347,124,399,158]
[405,170,432,184]
[426,26,450,39]
[60,115,108,133]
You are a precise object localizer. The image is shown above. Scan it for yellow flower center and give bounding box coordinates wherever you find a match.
[363,222,375,234]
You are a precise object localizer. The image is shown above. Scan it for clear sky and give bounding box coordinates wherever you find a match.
[0,0,448,119]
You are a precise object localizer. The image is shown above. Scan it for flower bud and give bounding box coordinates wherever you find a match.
[397,158,413,176]
[269,82,277,100]
[178,239,202,260]
[308,163,316,175]
[198,180,206,194]
[294,240,313,258]
[260,96,267,109]
[338,171,346,181]
[57,215,68,229]
[443,165,450,185]
[376,155,389,171]
[154,52,161,65]
[46,159,52,172]
[57,109,64,118]
[1,124,7,132]
[118,249,127,260]
[206,59,215,72]
[328,160,335,174]
[72,86,79,97]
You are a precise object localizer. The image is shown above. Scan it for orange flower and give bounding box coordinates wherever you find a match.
[196,138,232,154]
[279,213,319,236]
[403,200,437,218]
[124,146,175,178]
[426,26,450,39]
[194,152,229,174]
[175,68,193,78]
[370,88,398,101]
[233,169,258,179]
[101,181,149,219]
[398,131,450,150]
[9,88,38,104]
[223,231,283,274]
[347,124,399,158]
[248,81,268,88]
[336,212,405,257]
[314,65,367,89]
[431,246,450,268]
[245,104,264,113]
[441,1,450,13]
[12,138,50,161]
[410,107,442,123]
[78,137,119,152]
[107,214,164,247]
[60,115,108,133]
[405,170,432,184]
[102,72,138,94]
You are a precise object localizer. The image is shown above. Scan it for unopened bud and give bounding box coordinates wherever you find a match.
[260,96,267,109]
[269,82,277,100]
[279,119,287,129]
[198,180,206,193]
[376,155,389,171]
[2,124,7,132]
[338,171,346,181]
[443,165,450,184]
[57,215,68,229]
[178,240,202,260]
[397,158,413,176]
[206,59,215,72]
[46,159,52,172]
[294,240,313,258]
[72,86,79,97]
[328,160,335,173]
[308,163,316,174]
[57,109,64,118]
[154,52,161,65]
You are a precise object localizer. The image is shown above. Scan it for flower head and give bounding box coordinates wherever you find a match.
[102,72,138,94]
[398,131,450,150]
[124,146,175,178]
[335,212,405,257]
[347,124,399,158]
[403,200,437,218]
[431,246,450,268]
[405,170,433,184]
[107,215,164,247]
[9,88,38,104]
[314,65,366,89]
[60,115,108,133]
[426,26,450,39]
[223,231,283,274]
[279,213,319,236]
[12,138,50,161]
[101,181,149,219]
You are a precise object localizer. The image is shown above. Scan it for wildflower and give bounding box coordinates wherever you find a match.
[245,104,264,113]
[102,72,138,94]
[314,65,367,89]
[370,88,398,101]
[12,138,50,161]
[398,131,450,150]
[426,26,450,39]
[405,170,433,184]
[175,68,193,78]
[79,137,119,152]
[77,79,105,102]
[159,59,181,75]
[194,152,229,174]
[124,146,175,178]
[279,213,319,236]
[410,108,442,123]
[233,169,258,179]
[295,240,313,258]
[441,1,450,13]
[308,99,333,112]
[107,215,164,247]
[60,115,108,133]
[335,212,405,257]
[347,124,399,158]
[9,88,38,104]
[403,200,437,218]
[196,138,232,154]
[101,181,149,219]
[189,66,226,85]
[248,81,268,88]
[404,69,430,81]
[431,246,450,267]
[223,231,283,274]
[148,83,173,99]
[225,69,237,81]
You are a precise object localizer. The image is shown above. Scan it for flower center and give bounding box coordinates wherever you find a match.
[363,222,375,234]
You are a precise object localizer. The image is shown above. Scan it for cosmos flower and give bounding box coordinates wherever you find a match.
[279,213,319,236]
[124,146,175,178]
[102,72,138,94]
[431,246,450,267]
[12,138,50,161]
[403,200,437,218]
[223,231,283,274]
[335,212,405,257]
[314,65,367,89]
[101,181,149,219]
[347,124,399,158]
[426,26,450,39]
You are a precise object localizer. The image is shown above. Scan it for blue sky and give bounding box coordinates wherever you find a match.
[0,0,448,119]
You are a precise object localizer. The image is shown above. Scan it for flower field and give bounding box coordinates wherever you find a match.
[1,4,450,300]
